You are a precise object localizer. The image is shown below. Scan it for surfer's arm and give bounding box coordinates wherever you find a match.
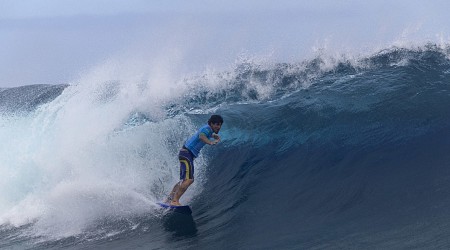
[199,133,218,145]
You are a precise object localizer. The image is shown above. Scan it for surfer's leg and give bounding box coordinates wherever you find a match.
[166,148,195,206]
[170,179,194,206]
[171,151,195,205]
[165,182,180,204]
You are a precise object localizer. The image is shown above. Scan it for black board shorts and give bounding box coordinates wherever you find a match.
[179,147,194,180]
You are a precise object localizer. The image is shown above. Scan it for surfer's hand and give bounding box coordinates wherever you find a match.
[211,134,220,145]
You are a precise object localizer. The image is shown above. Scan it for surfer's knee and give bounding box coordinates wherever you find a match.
[182,179,194,187]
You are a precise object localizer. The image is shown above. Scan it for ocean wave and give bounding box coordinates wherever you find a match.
[1,44,450,248]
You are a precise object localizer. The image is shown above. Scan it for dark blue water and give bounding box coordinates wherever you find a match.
[1,45,450,249]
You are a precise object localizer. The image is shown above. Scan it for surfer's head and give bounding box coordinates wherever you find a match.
[208,115,223,125]
[208,115,223,133]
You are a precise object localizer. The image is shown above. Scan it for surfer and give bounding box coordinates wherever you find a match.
[165,115,224,206]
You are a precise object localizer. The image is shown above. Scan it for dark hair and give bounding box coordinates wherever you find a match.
[208,115,223,125]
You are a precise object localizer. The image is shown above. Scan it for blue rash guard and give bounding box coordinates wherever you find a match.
[184,124,214,157]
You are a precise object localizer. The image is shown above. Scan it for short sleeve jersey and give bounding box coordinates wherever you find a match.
[184,124,213,157]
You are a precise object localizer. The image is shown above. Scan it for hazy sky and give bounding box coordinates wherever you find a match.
[1,0,450,87]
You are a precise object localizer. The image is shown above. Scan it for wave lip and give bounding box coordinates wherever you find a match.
[0,84,68,114]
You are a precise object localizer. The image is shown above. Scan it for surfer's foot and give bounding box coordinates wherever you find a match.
[170,201,182,206]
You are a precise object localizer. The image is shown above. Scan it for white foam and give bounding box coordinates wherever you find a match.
[0,58,209,239]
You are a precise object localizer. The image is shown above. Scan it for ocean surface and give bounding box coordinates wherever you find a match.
[1,44,450,249]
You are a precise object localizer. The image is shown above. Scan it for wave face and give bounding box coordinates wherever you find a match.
[1,45,450,249]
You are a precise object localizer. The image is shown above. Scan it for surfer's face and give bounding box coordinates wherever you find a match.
[210,122,222,133]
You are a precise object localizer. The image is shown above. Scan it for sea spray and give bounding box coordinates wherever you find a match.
[0,61,207,239]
